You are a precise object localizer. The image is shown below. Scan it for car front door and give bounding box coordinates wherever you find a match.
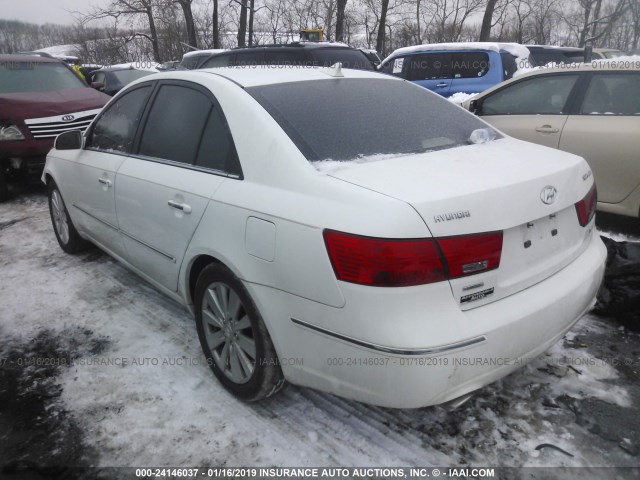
[477,73,581,149]
[558,72,640,204]
[63,84,152,259]
[115,80,240,292]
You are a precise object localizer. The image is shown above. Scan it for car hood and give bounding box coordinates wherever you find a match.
[0,88,110,122]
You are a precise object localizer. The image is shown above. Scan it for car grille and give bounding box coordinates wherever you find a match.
[24,108,103,139]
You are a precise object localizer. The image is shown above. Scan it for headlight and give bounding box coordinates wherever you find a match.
[0,124,26,141]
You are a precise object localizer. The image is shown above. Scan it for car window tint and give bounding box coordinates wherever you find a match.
[89,85,151,152]
[482,75,579,115]
[263,49,308,66]
[310,48,374,70]
[451,52,490,78]
[196,107,241,175]
[248,78,499,162]
[139,85,212,164]
[406,53,452,81]
[581,73,640,115]
[201,53,233,69]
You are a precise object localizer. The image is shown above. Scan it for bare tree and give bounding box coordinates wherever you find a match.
[479,0,499,40]
[336,0,348,41]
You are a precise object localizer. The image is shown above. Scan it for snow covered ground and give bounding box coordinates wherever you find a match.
[1,190,639,474]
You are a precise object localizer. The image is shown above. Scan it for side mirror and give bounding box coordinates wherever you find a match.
[469,99,482,115]
[91,81,105,91]
[55,130,83,150]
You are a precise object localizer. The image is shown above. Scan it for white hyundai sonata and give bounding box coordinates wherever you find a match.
[42,66,606,408]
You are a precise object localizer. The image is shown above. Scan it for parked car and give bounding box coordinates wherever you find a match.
[463,62,640,218]
[88,65,157,96]
[525,45,586,65]
[43,66,605,408]
[0,54,110,201]
[379,42,533,96]
[180,49,226,69]
[196,43,375,70]
[360,48,383,66]
[591,48,627,59]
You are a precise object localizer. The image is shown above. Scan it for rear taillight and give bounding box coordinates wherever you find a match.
[575,183,597,227]
[323,230,446,287]
[437,232,503,279]
[323,229,503,287]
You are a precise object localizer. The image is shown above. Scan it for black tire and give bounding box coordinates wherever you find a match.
[47,181,88,254]
[195,263,284,401]
[0,160,8,202]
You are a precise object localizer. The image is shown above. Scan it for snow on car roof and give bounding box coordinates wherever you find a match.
[183,49,227,58]
[195,65,393,88]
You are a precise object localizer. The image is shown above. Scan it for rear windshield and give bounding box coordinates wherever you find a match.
[112,69,155,85]
[247,78,497,162]
[0,61,86,93]
[310,48,374,70]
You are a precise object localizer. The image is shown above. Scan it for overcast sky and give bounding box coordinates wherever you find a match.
[0,0,95,25]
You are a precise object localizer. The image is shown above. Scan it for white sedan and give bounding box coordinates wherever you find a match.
[42,66,606,409]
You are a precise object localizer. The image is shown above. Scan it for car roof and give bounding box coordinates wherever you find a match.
[0,53,62,64]
[526,45,584,52]
[149,65,396,88]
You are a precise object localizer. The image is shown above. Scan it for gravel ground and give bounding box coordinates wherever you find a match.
[0,187,639,479]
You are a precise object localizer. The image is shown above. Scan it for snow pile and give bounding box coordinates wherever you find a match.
[448,92,479,106]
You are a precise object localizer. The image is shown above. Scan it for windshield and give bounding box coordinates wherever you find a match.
[0,61,86,93]
[111,69,155,85]
[247,78,498,162]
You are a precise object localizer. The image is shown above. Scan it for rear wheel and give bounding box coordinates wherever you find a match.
[195,264,284,401]
[48,182,87,253]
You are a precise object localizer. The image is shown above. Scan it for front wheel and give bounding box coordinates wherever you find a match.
[48,182,87,253]
[195,264,284,401]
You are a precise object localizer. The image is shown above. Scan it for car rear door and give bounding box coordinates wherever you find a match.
[404,53,453,96]
[64,83,152,259]
[478,73,581,149]
[558,71,640,204]
[449,51,497,95]
[114,80,240,292]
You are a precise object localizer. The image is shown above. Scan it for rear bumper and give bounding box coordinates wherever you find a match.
[247,229,607,408]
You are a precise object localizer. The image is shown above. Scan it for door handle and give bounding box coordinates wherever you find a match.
[535,125,560,134]
[98,177,112,187]
[167,200,192,214]
[436,82,448,87]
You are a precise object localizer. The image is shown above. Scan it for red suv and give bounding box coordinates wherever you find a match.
[0,54,110,201]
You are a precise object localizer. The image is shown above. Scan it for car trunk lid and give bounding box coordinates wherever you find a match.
[325,138,595,309]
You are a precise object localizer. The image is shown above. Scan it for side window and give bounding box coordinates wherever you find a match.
[481,74,579,115]
[580,73,640,115]
[406,53,452,81]
[196,107,241,175]
[380,56,406,77]
[201,53,233,69]
[88,85,151,153]
[263,49,307,66]
[138,84,212,164]
[234,51,264,67]
[451,52,490,78]
[500,52,518,80]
